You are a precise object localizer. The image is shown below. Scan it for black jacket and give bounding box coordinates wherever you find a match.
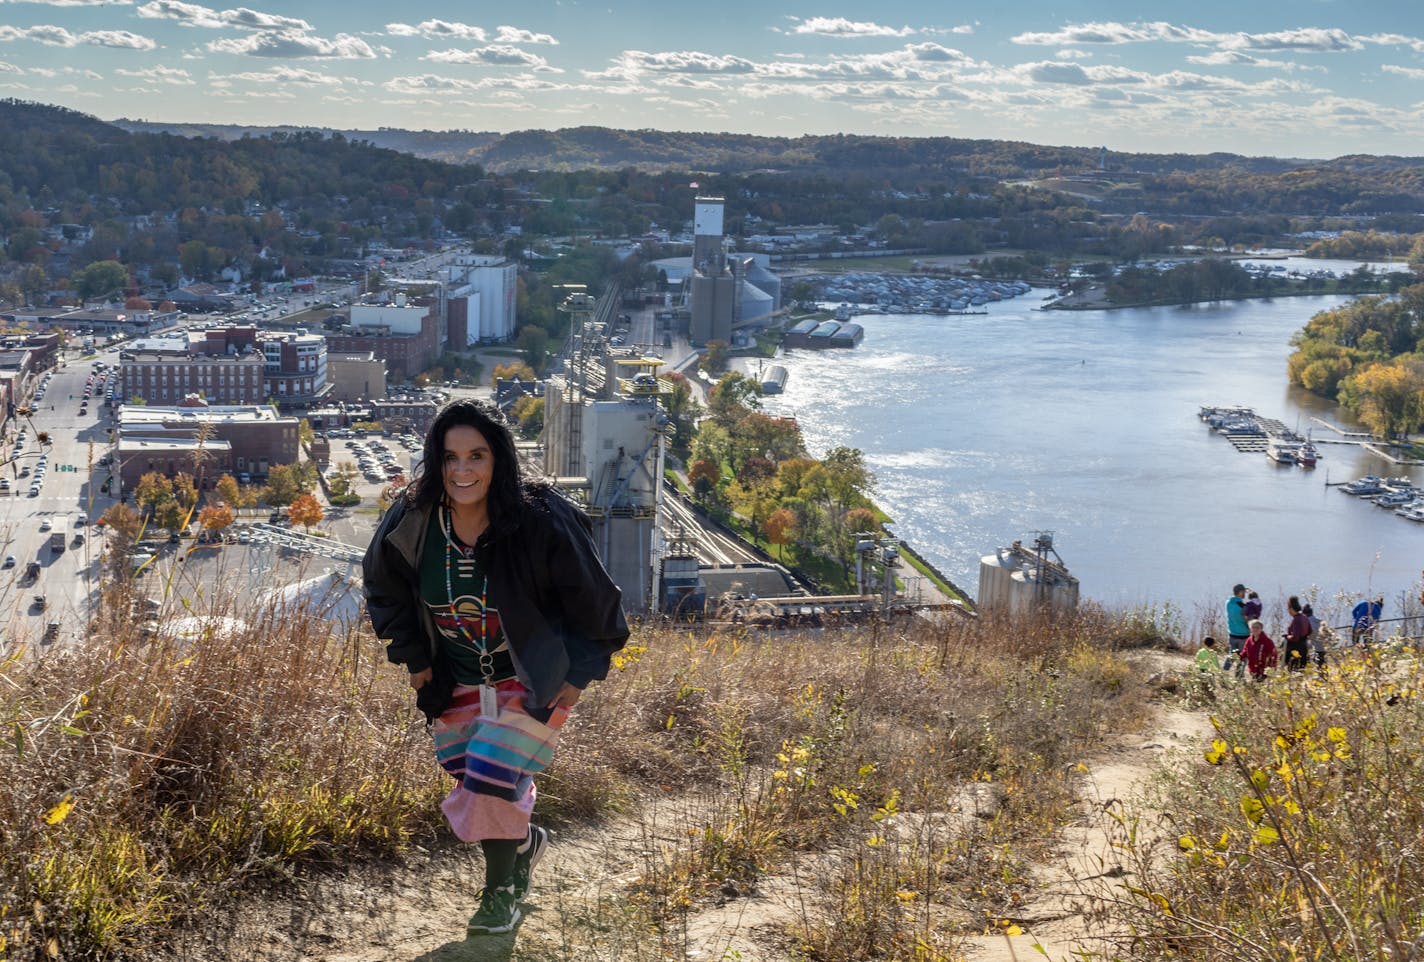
[362,486,629,710]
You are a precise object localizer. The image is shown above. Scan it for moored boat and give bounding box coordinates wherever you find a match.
[1265,438,1302,464]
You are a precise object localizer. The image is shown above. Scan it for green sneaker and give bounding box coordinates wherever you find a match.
[511,825,549,901]
[467,884,521,935]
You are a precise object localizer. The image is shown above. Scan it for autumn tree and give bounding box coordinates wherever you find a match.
[511,395,544,437]
[706,371,761,430]
[287,493,324,532]
[172,472,198,514]
[197,501,235,538]
[1340,359,1424,438]
[155,500,188,535]
[490,361,537,388]
[328,461,360,498]
[215,473,242,506]
[133,471,173,516]
[688,458,720,499]
[763,507,796,559]
[262,463,310,506]
[101,501,144,547]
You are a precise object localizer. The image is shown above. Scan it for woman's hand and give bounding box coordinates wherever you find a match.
[410,667,433,690]
[547,681,583,709]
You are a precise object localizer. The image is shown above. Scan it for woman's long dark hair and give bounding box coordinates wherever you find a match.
[408,399,528,527]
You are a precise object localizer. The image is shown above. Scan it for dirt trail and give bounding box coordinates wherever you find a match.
[193,674,1211,962]
[960,698,1215,962]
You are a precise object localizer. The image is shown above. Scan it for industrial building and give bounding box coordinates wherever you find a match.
[685,197,783,346]
[445,254,518,345]
[978,533,1079,616]
[542,291,666,611]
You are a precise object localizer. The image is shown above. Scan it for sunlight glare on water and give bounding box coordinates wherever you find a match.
[757,290,1422,612]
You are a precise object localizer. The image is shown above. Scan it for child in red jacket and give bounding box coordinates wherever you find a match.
[1241,619,1277,681]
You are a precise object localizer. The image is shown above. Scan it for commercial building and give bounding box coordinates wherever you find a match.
[325,298,439,382]
[117,325,331,407]
[120,337,265,405]
[114,400,300,492]
[325,351,387,403]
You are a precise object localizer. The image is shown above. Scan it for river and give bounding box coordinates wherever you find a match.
[754,286,1422,617]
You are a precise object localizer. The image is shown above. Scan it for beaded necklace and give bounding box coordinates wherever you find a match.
[439,503,495,685]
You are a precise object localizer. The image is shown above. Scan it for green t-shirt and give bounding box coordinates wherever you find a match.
[420,511,515,686]
[1194,647,1221,672]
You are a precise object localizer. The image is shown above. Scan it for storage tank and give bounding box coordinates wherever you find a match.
[978,535,1079,616]
[978,547,1020,611]
[745,262,782,310]
[739,280,774,325]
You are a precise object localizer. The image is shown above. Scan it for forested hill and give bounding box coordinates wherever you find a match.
[0,100,482,214]
[115,117,1312,177]
[107,117,1424,207]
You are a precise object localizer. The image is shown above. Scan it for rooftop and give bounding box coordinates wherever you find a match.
[119,404,291,426]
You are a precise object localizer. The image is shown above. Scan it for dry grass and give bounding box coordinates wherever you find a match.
[1111,634,1424,961]
[0,584,1158,961]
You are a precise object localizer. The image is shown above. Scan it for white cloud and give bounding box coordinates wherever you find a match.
[425,45,557,70]
[0,24,77,45]
[789,17,916,39]
[599,50,758,76]
[1220,28,1361,53]
[222,8,312,32]
[116,64,194,83]
[208,31,377,58]
[1013,22,1217,46]
[1055,49,1092,60]
[83,30,157,49]
[493,26,557,45]
[0,24,154,48]
[136,0,223,27]
[1382,64,1424,80]
[905,42,972,64]
[386,19,486,41]
[137,2,310,31]
[218,65,344,85]
[0,60,19,73]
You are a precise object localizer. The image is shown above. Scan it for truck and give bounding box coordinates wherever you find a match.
[49,516,67,552]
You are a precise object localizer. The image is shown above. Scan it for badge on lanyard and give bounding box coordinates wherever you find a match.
[479,683,499,718]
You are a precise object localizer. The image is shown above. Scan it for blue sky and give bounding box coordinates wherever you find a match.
[1,0,1422,157]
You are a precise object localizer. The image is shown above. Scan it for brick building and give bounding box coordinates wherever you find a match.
[325,302,439,383]
[117,326,330,407]
[115,401,300,492]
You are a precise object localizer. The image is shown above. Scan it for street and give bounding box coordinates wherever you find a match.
[1,349,115,646]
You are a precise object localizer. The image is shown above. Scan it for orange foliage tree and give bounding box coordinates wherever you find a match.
[762,507,796,559]
[287,493,324,532]
[197,501,235,538]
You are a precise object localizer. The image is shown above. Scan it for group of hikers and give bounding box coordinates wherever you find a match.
[1195,584,1386,681]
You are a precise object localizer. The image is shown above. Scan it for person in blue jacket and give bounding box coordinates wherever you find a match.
[1351,596,1383,647]
[364,399,628,937]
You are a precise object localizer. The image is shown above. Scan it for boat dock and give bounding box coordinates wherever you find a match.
[1198,405,1301,453]
[1309,416,1424,466]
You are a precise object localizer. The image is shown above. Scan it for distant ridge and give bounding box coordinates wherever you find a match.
[110,118,1388,178]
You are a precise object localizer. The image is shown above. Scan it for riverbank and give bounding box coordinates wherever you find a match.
[1044,274,1405,311]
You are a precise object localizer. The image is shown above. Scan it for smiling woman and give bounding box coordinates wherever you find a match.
[362,399,628,938]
